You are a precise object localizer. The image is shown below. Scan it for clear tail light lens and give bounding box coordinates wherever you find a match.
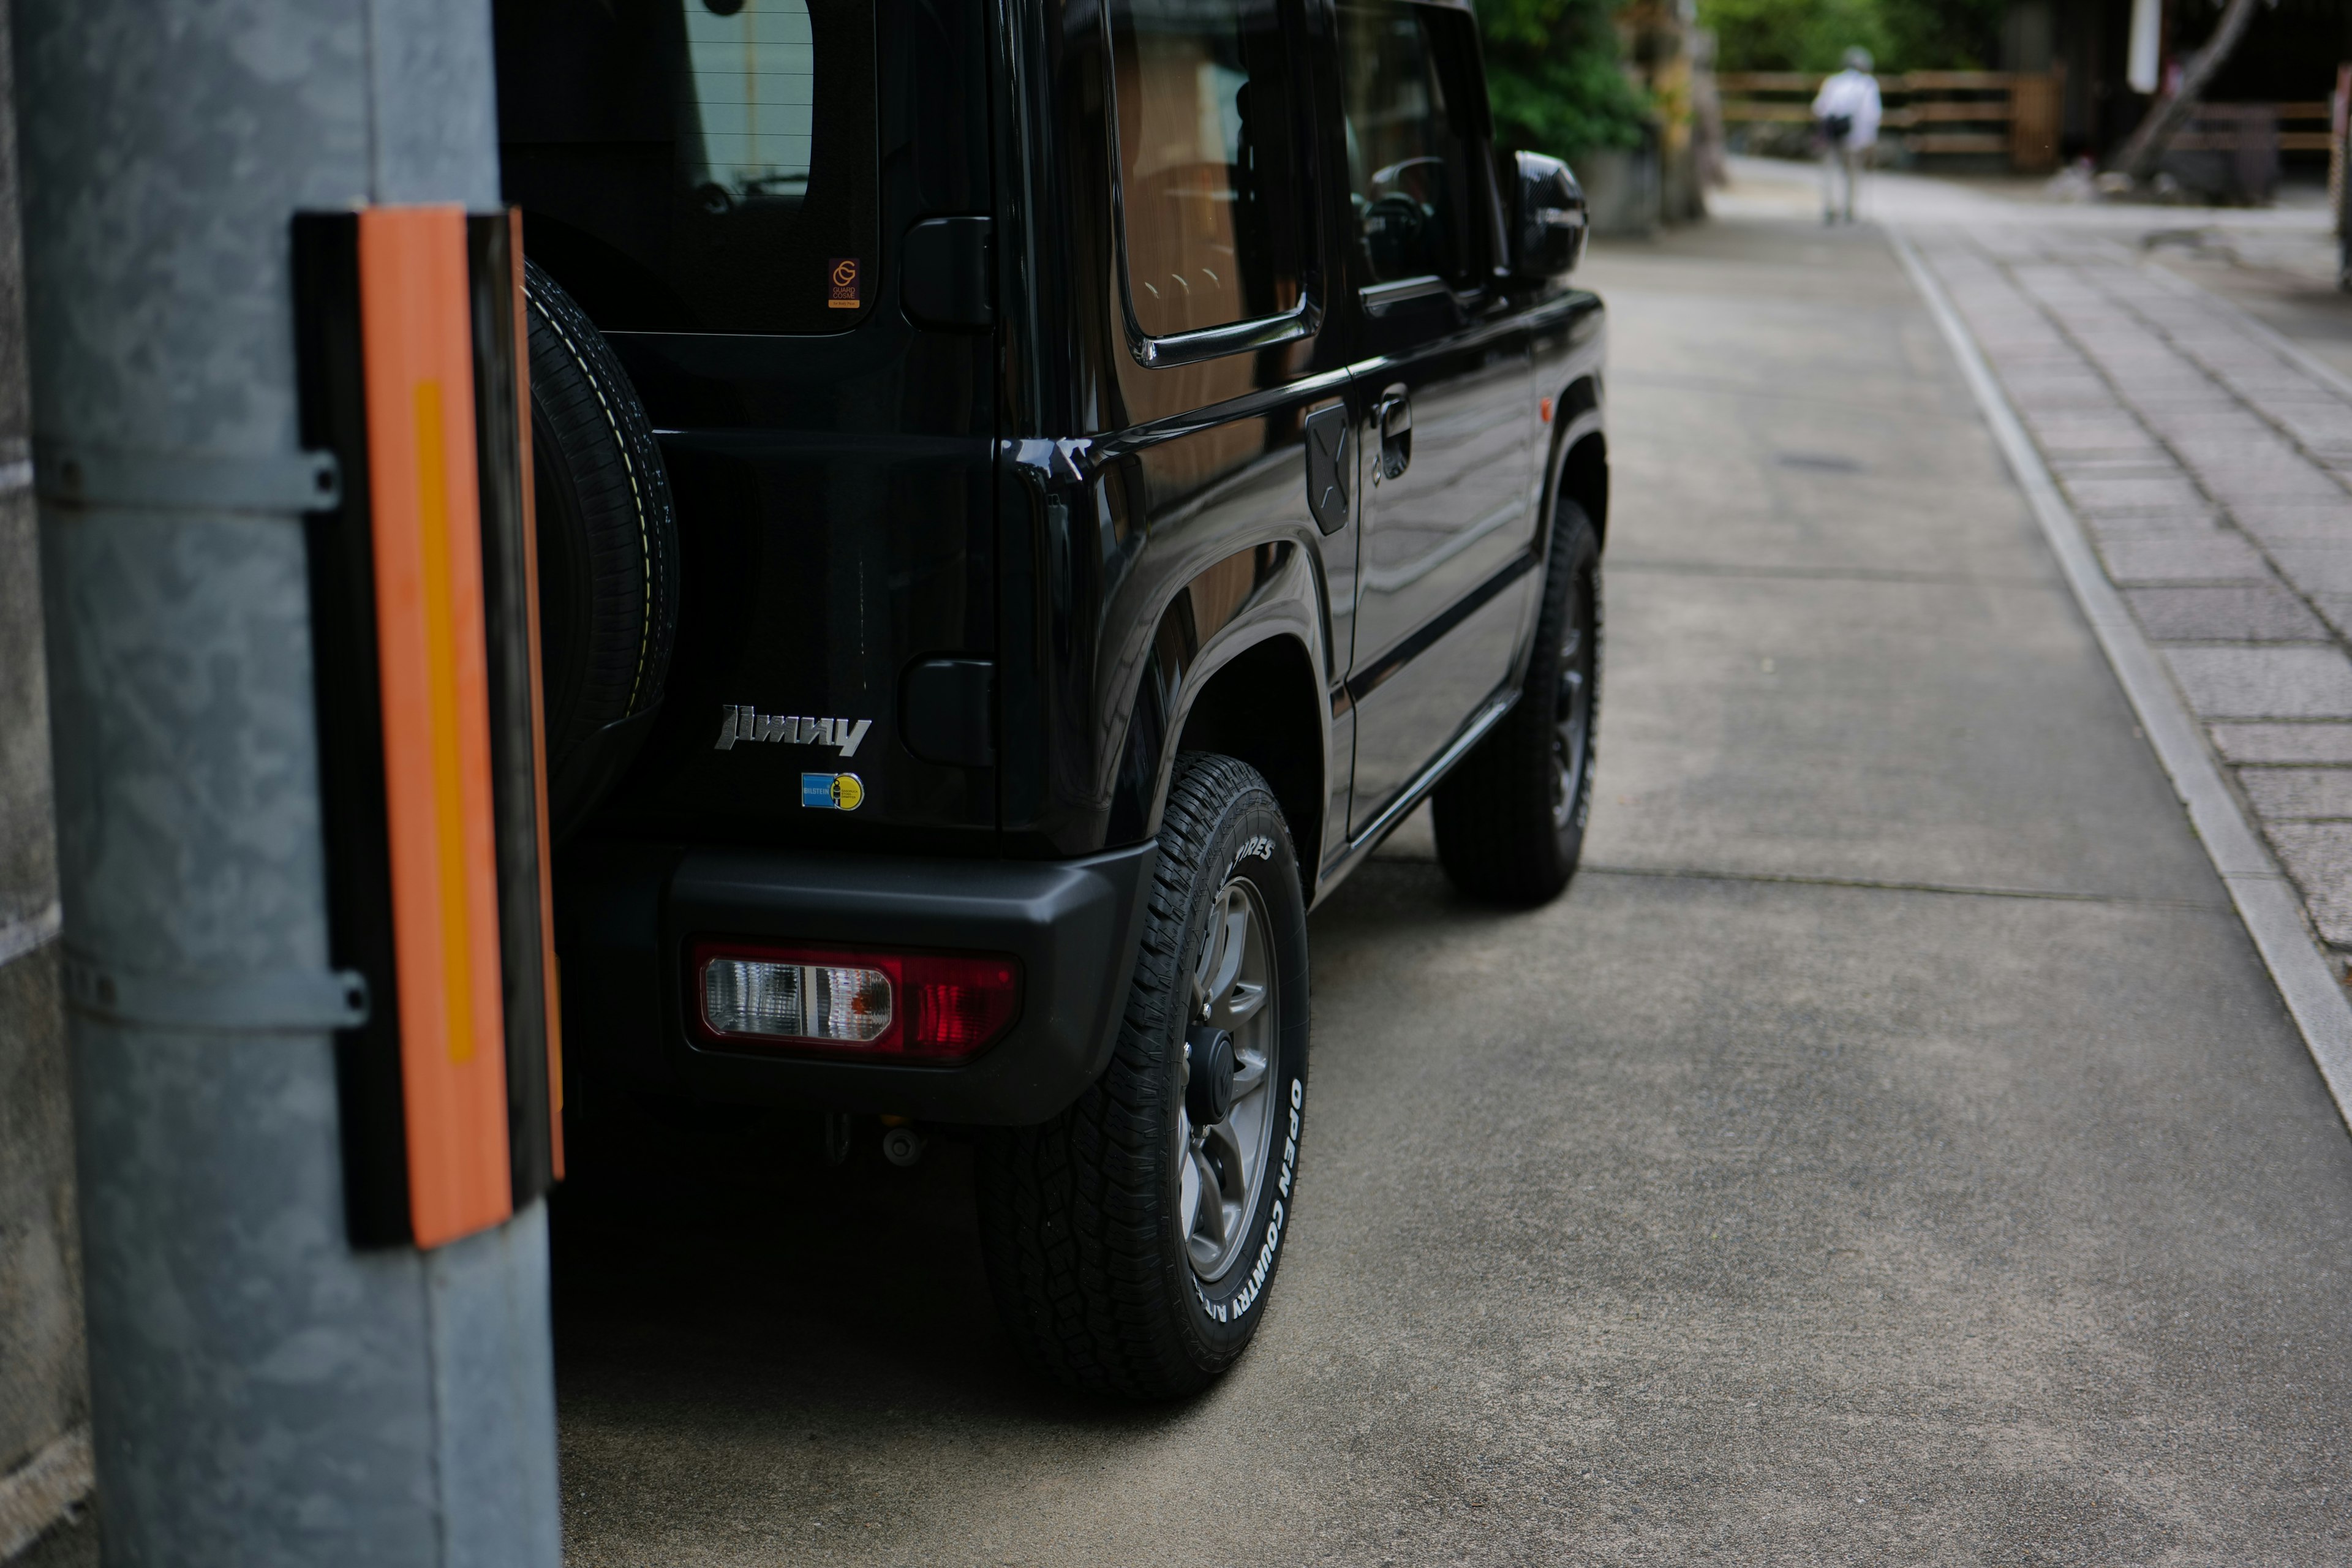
[702,957,892,1043]
[692,941,1019,1061]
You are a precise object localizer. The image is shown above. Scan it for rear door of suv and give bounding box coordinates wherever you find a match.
[1329,0,1539,837]
[495,0,1000,847]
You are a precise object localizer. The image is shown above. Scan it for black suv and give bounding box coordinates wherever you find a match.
[495,0,1605,1398]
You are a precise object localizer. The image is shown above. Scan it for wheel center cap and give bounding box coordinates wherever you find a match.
[1185,1025,1237,1125]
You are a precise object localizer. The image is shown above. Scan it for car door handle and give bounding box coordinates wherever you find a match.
[1372,385,1412,482]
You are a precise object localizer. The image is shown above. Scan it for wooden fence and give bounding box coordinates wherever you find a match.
[1716,70,2064,172]
[1719,71,2335,176]
[2164,102,2332,156]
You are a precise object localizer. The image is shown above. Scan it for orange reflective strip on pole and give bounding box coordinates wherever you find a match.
[358,205,514,1248]
[508,207,565,1180]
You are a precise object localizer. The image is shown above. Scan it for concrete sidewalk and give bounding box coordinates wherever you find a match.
[1718,153,2352,996]
[552,206,2352,1565]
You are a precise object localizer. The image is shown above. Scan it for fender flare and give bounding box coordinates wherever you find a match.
[1102,541,1331,872]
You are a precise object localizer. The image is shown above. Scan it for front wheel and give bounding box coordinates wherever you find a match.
[977,753,1311,1399]
[1431,496,1602,904]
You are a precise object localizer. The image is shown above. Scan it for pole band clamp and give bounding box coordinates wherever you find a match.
[34,442,342,514]
[62,954,370,1033]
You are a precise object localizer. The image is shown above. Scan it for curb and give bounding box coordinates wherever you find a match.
[1888,222,2352,1137]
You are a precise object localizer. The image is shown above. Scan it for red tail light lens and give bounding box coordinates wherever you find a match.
[906,954,1025,1053]
[691,940,1020,1061]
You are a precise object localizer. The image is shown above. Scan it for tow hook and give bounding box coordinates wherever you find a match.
[880,1121,929,1167]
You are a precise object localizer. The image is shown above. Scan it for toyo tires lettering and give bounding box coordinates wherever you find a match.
[1226,834,1275,879]
[1200,1076,1305,1325]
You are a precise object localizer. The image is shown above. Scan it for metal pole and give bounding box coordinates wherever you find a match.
[13,1,561,1563]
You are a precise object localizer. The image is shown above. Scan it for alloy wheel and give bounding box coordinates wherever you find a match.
[1178,877,1280,1281]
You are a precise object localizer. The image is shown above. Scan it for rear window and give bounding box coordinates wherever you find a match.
[494,0,878,334]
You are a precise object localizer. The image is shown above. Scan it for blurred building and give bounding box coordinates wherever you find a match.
[2034,0,2351,192]
[1582,0,1706,233]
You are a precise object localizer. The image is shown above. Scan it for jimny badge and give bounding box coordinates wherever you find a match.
[715,705,874,758]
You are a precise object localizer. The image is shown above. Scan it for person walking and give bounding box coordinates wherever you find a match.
[1812,48,1881,224]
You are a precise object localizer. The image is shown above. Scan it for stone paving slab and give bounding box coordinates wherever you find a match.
[2235,500,2352,543]
[2310,596,2352,642]
[2082,512,2225,541]
[2239,767,2352,820]
[2098,535,2272,583]
[2052,459,2179,480]
[2211,722,2352,763]
[1918,226,2352,972]
[2031,418,2165,451]
[2122,585,2333,641]
[2062,475,2209,513]
[2267,824,2352,946]
[2163,646,2352,718]
[2266,545,2352,596]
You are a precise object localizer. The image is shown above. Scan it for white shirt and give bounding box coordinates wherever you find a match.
[1812,69,1882,148]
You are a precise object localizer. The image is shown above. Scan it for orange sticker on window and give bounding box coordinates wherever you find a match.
[828,257,861,309]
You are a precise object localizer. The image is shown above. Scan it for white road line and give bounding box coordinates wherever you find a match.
[1890,223,2352,1137]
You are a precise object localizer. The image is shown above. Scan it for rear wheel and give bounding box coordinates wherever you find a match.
[977,753,1310,1399]
[1431,496,1601,904]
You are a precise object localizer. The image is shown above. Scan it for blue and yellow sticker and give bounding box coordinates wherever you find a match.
[801,772,864,811]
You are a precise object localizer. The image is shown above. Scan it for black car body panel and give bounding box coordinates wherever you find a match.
[498,0,1000,849]
[496,0,1605,1126]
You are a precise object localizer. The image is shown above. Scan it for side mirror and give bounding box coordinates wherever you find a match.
[1509,151,1586,284]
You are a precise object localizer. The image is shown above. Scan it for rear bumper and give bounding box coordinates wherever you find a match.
[556,839,1157,1125]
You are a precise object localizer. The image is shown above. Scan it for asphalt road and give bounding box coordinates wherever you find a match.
[549,214,2352,1566]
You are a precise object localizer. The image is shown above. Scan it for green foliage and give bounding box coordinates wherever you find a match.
[1476,0,1652,156]
[1698,0,2005,72]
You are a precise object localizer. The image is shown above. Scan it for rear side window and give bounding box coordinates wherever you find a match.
[1336,1,1479,288]
[1107,0,1308,342]
[494,0,878,334]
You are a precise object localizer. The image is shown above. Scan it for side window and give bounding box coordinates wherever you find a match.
[1336,0,1478,288]
[1107,0,1307,340]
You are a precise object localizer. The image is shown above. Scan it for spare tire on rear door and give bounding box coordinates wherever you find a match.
[523,258,680,839]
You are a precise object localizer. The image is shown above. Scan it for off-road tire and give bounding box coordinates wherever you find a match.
[1431,496,1601,904]
[977,753,1311,1399]
[523,258,680,837]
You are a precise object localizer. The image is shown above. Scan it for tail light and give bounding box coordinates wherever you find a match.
[690,940,1020,1061]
